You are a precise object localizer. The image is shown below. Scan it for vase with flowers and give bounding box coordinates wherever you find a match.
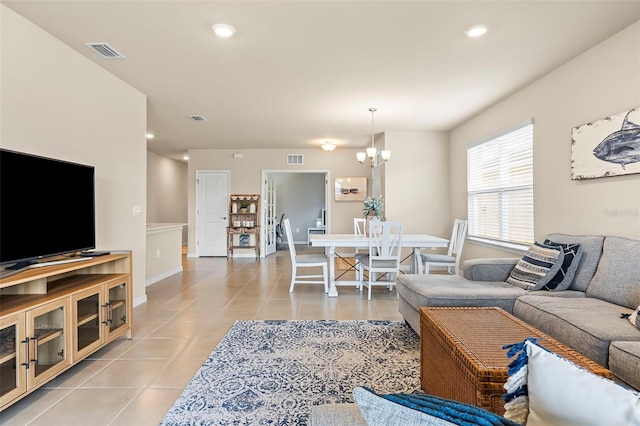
[363,196,384,235]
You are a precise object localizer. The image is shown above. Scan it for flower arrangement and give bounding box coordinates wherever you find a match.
[363,196,385,220]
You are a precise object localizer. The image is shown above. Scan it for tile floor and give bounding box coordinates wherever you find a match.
[0,246,405,425]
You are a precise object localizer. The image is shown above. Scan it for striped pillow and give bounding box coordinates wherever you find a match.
[506,242,564,290]
[630,305,640,330]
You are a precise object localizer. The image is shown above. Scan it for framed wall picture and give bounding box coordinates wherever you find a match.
[571,107,640,180]
[334,177,367,201]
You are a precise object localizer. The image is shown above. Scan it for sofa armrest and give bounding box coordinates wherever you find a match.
[462,258,519,282]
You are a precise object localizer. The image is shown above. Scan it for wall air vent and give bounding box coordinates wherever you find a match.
[287,154,304,165]
[189,115,207,121]
[84,43,126,59]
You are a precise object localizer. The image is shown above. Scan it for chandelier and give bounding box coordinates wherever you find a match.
[357,107,390,167]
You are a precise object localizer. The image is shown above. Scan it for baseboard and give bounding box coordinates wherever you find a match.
[145,266,183,286]
[133,294,148,308]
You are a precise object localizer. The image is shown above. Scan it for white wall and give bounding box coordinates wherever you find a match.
[450,21,640,261]
[273,173,325,244]
[1,5,148,305]
[147,151,188,243]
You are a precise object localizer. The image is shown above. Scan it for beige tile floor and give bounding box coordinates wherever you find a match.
[0,246,404,425]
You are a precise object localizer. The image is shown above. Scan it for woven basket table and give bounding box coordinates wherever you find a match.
[419,306,611,415]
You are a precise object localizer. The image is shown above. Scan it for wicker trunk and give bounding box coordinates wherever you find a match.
[419,307,611,415]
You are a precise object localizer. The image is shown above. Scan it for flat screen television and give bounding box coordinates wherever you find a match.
[0,149,96,270]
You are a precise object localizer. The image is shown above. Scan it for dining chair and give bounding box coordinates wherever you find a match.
[357,221,403,300]
[420,219,468,276]
[353,217,368,281]
[283,218,328,293]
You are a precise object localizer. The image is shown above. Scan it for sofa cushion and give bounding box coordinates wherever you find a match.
[396,275,527,313]
[310,403,367,426]
[545,234,604,291]
[506,241,564,290]
[352,387,518,426]
[586,236,640,309]
[514,340,640,426]
[609,341,640,392]
[539,239,583,291]
[513,295,640,367]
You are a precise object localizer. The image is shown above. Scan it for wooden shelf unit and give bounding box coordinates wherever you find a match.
[227,194,260,259]
[0,252,132,411]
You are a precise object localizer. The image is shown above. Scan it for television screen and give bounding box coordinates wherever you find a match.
[0,149,95,267]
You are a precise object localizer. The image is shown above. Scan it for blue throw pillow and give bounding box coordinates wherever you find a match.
[538,240,583,291]
[353,386,519,426]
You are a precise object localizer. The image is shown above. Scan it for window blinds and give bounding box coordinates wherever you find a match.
[467,121,534,246]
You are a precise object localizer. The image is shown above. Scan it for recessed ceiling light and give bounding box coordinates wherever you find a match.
[212,23,236,38]
[183,155,189,161]
[465,24,488,38]
[146,133,154,139]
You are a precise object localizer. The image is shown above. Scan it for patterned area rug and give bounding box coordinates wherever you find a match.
[160,319,421,425]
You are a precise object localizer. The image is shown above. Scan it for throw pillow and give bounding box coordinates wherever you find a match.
[630,305,640,330]
[505,241,564,290]
[503,339,640,426]
[352,387,519,426]
[537,239,583,291]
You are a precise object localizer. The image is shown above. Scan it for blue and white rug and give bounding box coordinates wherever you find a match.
[160,319,420,425]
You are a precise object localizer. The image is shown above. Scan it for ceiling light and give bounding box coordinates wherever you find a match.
[357,108,390,168]
[212,23,236,38]
[145,133,154,139]
[321,141,336,151]
[465,24,488,38]
[183,155,189,161]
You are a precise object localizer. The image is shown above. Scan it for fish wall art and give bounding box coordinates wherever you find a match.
[571,107,640,180]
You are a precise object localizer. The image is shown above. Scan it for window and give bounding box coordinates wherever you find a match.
[467,119,534,249]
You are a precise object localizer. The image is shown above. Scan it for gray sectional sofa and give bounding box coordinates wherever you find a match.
[396,233,640,392]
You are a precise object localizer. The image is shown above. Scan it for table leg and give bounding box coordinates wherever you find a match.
[328,246,338,297]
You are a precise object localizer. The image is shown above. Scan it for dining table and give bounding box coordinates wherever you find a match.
[310,233,449,297]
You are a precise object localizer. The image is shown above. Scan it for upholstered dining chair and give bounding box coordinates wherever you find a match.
[420,219,468,276]
[357,221,403,300]
[283,218,328,293]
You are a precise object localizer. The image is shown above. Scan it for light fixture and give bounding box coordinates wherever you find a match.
[357,107,390,168]
[183,155,189,161]
[321,141,336,151]
[212,23,236,38]
[465,24,488,38]
[145,133,154,139]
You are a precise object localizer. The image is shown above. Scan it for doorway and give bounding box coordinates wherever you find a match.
[262,170,330,256]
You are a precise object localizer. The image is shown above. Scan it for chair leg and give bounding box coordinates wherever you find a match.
[423,263,430,274]
[368,276,372,301]
[289,268,296,293]
[322,263,328,293]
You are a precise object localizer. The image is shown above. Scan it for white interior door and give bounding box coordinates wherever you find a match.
[196,170,229,257]
[265,176,277,255]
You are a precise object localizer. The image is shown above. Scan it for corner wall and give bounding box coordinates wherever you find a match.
[450,21,640,260]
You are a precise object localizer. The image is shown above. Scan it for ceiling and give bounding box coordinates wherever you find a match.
[3,1,639,161]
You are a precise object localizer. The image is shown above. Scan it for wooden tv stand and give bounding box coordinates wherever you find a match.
[0,252,132,411]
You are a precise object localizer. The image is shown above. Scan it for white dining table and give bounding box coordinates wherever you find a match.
[310,233,449,297]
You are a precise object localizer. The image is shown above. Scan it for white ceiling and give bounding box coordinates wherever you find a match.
[4,1,640,160]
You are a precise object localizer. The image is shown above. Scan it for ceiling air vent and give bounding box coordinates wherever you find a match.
[84,43,126,59]
[287,154,304,165]
[189,115,207,121]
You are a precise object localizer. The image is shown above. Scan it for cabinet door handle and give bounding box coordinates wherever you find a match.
[32,336,38,365]
[102,303,110,325]
[21,337,30,369]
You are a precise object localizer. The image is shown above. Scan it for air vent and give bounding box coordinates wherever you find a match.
[287,154,304,165]
[84,43,125,59]
[189,115,207,121]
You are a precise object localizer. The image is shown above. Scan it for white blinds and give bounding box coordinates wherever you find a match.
[467,121,534,246]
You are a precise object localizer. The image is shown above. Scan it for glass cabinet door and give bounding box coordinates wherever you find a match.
[106,280,128,339]
[0,315,26,407]
[26,299,71,388]
[72,287,103,360]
